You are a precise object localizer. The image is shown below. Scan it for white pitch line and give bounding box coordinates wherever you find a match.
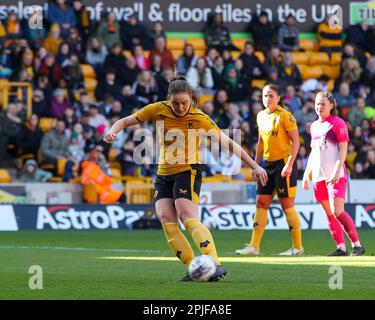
[0,245,162,254]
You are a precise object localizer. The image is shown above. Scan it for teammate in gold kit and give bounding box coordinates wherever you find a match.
[236,84,304,256]
[104,74,268,281]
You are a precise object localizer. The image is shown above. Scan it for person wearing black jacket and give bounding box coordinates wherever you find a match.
[239,41,263,79]
[120,14,149,51]
[248,11,277,52]
[95,70,121,101]
[102,42,128,85]
[18,114,44,159]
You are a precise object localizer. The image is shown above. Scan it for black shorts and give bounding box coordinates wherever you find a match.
[153,164,202,205]
[257,159,297,198]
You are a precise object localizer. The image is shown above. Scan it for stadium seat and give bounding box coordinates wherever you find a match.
[240,167,255,182]
[171,49,183,60]
[108,148,120,161]
[167,38,185,50]
[125,181,153,204]
[251,79,267,89]
[321,65,341,79]
[331,52,342,65]
[233,39,248,50]
[187,38,206,50]
[0,169,12,183]
[194,49,206,58]
[198,94,214,107]
[310,52,330,65]
[327,79,335,92]
[254,51,265,64]
[123,50,132,58]
[298,65,323,80]
[39,117,57,133]
[292,52,310,65]
[231,51,241,59]
[84,78,97,92]
[80,64,96,78]
[299,38,317,51]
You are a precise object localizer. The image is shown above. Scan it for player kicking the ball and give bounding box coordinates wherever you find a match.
[302,91,365,256]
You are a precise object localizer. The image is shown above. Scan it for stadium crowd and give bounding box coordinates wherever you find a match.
[0,0,374,184]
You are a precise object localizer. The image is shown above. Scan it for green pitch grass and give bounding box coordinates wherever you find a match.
[0,229,374,300]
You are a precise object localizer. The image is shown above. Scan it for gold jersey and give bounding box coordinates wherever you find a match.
[133,101,220,175]
[257,106,298,162]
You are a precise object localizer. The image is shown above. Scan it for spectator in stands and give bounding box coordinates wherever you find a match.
[117,85,140,115]
[43,23,63,54]
[351,125,364,152]
[0,104,22,161]
[63,54,84,92]
[278,14,300,52]
[351,161,366,179]
[102,42,127,85]
[149,36,175,69]
[204,12,238,52]
[85,37,108,76]
[11,49,34,81]
[72,0,91,40]
[0,44,13,79]
[68,132,85,163]
[41,119,70,166]
[222,49,233,67]
[278,52,302,88]
[48,0,77,38]
[56,42,71,68]
[4,11,22,40]
[234,58,251,88]
[294,99,317,129]
[186,57,214,94]
[66,27,85,61]
[239,41,263,79]
[122,55,140,86]
[120,14,149,52]
[348,97,366,127]
[345,20,368,52]
[18,114,44,159]
[149,22,166,46]
[210,55,225,89]
[104,99,124,119]
[62,106,77,132]
[263,45,282,75]
[132,70,159,104]
[364,25,375,55]
[32,89,49,117]
[361,56,375,92]
[335,82,356,118]
[34,46,47,72]
[95,69,121,101]
[150,53,162,77]
[95,12,121,49]
[19,159,52,182]
[176,44,197,76]
[213,89,230,128]
[205,47,219,67]
[342,42,367,68]
[317,13,343,53]
[202,101,227,129]
[266,67,287,93]
[249,11,277,52]
[156,68,174,100]
[364,149,375,178]
[284,85,303,113]
[88,104,108,133]
[22,9,47,49]
[133,44,150,70]
[223,64,248,103]
[50,88,71,119]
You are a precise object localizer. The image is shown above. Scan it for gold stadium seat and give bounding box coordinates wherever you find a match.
[321,65,341,79]
[310,52,330,65]
[298,65,323,80]
[108,148,120,161]
[84,78,97,92]
[292,52,310,65]
[167,38,185,50]
[0,169,12,183]
[123,50,132,58]
[171,49,183,60]
[39,117,57,133]
[198,94,214,107]
[251,79,267,89]
[254,51,265,64]
[125,181,154,204]
[331,52,342,65]
[327,79,335,92]
[233,39,248,50]
[240,167,255,182]
[187,38,206,50]
[194,49,206,58]
[80,64,96,78]
[231,51,241,59]
[299,38,317,51]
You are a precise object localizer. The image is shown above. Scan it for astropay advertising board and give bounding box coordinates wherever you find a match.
[0,204,375,231]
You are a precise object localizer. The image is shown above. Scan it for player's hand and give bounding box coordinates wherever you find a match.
[281,164,293,178]
[329,171,341,185]
[103,132,117,144]
[253,165,268,187]
[302,175,310,190]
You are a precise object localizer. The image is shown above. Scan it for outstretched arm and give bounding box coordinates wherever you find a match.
[103,115,140,143]
[219,131,268,186]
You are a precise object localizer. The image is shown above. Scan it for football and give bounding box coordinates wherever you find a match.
[188,255,217,282]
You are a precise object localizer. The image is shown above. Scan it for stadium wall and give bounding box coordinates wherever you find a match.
[0,203,374,231]
[0,0,371,32]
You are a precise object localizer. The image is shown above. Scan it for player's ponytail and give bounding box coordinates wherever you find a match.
[317,91,338,116]
[168,66,198,106]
